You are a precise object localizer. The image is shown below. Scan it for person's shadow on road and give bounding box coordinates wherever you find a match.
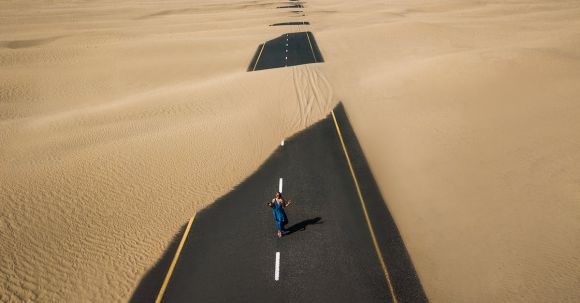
[284,217,323,236]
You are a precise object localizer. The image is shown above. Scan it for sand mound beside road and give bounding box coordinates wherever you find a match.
[1,0,579,302]
[319,0,580,302]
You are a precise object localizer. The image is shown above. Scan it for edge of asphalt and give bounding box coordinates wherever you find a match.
[151,103,429,303]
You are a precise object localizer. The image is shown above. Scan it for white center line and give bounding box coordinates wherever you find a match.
[279,178,283,193]
[275,252,280,281]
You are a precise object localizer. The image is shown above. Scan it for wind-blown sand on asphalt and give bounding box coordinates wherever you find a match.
[1,0,579,302]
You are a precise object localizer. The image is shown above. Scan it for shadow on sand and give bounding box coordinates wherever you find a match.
[128,222,187,303]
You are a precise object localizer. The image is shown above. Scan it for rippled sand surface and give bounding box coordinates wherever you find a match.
[1,0,579,302]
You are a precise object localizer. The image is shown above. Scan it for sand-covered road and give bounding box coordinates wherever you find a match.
[1,0,579,302]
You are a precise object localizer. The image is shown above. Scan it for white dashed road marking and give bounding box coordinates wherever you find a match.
[275,252,280,281]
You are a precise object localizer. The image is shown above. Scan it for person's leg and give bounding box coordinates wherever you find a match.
[282,217,288,233]
[275,220,283,237]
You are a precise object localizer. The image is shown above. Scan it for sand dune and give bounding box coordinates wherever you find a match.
[1,0,579,302]
[317,1,580,302]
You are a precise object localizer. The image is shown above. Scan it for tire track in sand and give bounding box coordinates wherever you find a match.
[291,65,333,129]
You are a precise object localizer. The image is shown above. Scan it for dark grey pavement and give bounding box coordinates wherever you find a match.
[145,104,428,303]
[270,21,310,26]
[277,4,304,8]
[248,31,323,71]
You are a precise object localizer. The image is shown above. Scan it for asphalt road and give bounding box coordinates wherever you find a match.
[277,4,304,8]
[154,104,428,303]
[270,21,310,26]
[248,31,323,71]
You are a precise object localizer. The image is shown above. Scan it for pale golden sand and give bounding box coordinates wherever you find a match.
[1,0,579,302]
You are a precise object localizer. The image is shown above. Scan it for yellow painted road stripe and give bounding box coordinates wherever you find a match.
[155,215,196,303]
[253,42,267,71]
[331,110,398,303]
[305,32,317,63]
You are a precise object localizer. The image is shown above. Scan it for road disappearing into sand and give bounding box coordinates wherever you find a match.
[247,2,323,72]
[151,2,427,302]
[248,31,323,71]
[153,105,427,303]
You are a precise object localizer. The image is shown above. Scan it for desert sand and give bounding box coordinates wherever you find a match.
[1,0,579,302]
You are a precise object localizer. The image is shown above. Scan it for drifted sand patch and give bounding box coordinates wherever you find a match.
[1,0,579,302]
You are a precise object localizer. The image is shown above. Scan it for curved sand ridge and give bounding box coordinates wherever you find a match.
[2,0,580,302]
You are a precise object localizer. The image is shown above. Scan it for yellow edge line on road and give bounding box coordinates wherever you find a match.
[305,32,317,63]
[253,42,267,71]
[155,215,196,303]
[331,110,398,303]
